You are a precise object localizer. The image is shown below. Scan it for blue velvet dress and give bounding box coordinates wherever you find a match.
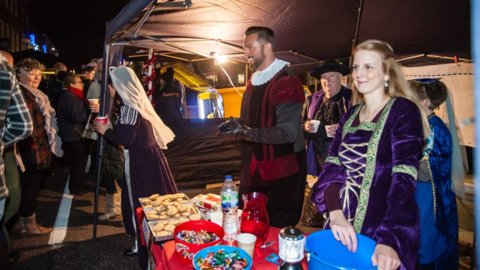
[311,98,423,270]
[416,114,458,269]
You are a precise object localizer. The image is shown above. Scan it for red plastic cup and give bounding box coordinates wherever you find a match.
[95,116,108,124]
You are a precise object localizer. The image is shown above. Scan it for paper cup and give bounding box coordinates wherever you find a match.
[95,116,108,124]
[236,233,256,258]
[325,125,334,137]
[310,120,320,133]
[88,99,99,105]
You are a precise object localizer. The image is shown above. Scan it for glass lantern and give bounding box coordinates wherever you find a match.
[197,88,224,119]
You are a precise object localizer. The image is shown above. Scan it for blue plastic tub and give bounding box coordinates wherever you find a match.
[305,230,377,270]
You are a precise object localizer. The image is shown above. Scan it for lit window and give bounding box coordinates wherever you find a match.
[238,74,245,85]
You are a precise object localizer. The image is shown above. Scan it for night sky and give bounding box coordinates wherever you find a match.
[29,0,130,72]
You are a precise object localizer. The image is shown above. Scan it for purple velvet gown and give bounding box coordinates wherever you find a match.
[104,104,178,237]
[311,98,423,270]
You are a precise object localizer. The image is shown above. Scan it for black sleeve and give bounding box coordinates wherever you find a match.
[59,93,89,124]
[244,101,302,144]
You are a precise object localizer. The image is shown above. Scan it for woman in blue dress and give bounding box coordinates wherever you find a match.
[410,79,466,269]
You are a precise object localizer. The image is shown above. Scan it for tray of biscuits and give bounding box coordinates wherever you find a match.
[148,213,204,242]
[139,193,190,209]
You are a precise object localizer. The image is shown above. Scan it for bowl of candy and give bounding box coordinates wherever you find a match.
[193,245,252,270]
[174,220,224,261]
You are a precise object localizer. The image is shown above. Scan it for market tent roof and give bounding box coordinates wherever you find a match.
[104,0,471,70]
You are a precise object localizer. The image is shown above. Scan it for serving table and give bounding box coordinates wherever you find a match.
[136,207,308,270]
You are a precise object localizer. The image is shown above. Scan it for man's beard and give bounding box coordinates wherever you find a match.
[248,50,266,71]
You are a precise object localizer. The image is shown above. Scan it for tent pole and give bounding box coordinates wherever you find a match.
[92,43,111,242]
[472,1,479,268]
[131,0,157,38]
[349,0,364,66]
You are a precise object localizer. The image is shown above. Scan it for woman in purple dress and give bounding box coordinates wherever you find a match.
[95,66,177,269]
[311,40,431,270]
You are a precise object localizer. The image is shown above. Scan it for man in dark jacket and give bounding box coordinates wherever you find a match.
[153,67,183,125]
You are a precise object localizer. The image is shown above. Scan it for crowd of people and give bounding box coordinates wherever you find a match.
[0,25,467,270]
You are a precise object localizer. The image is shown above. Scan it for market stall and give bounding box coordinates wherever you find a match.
[93,0,472,243]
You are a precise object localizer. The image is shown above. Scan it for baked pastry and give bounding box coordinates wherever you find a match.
[152,223,164,232]
[147,214,160,220]
[189,214,201,221]
[169,219,180,225]
[164,224,175,232]
[156,231,169,237]
[177,204,188,212]
[167,207,178,216]
[179,218,190,224]
[149,194,160,200]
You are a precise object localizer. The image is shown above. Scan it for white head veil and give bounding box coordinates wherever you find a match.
[109,66,175,149]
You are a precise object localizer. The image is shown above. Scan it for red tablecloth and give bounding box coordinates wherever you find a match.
[136,207,308,270]
[160,227,308,270]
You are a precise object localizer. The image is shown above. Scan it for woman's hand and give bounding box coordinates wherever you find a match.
[304,120,316,133]
[371,244,400,270]
[329,210,357,252]
[94,114,112,135]
[89,103,100,113]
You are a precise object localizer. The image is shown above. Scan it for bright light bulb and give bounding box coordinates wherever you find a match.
[214,54,227,65]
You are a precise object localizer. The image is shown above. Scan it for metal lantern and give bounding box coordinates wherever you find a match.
[278,226,305,270]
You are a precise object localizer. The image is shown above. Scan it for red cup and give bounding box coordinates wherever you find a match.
[95,116,108,124]
[174,220,224,262]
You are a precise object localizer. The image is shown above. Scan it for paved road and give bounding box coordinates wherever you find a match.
[10,170,144,270]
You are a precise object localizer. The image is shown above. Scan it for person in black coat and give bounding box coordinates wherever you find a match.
[56,75,98,194]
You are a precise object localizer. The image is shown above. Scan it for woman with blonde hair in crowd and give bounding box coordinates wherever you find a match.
[311,39,430,270]
[15,58,63,235]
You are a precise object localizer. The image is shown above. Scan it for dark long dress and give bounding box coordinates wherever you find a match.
[103,104,177,268]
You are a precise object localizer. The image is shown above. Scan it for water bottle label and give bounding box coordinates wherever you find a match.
[221,192,238,208]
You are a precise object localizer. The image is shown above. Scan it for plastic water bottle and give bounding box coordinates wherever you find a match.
[221,175,239,243]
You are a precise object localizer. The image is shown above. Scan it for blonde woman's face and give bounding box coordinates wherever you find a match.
[19,68,42,88]
[352,50,389,96]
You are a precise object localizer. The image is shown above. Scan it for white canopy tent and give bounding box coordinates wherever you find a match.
[402,63,475,147]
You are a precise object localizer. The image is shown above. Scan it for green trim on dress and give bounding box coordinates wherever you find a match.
[392,165,418,179]
[342,98,395,233]
[326,156,341,166]
[346,122,377,134]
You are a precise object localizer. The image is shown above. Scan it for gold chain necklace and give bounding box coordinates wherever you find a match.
[363,96,390,122]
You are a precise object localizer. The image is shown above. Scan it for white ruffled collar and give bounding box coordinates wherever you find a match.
[251,58,289,86]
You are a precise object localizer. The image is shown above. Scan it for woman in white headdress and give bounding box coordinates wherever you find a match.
[95,66,177,268]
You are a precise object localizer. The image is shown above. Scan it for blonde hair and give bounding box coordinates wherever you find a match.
[351,39,430,139]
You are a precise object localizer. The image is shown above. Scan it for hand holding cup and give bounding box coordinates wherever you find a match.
[94,115,111,135]
[89,99,100,113]
[325,124,339,138]
[305,120,320,133]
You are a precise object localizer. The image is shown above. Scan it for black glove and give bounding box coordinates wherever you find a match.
[217,116,250,140]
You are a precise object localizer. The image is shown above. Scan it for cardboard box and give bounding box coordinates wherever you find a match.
[191,193,222,220]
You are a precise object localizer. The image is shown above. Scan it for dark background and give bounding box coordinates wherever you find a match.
[29,0,130,72]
